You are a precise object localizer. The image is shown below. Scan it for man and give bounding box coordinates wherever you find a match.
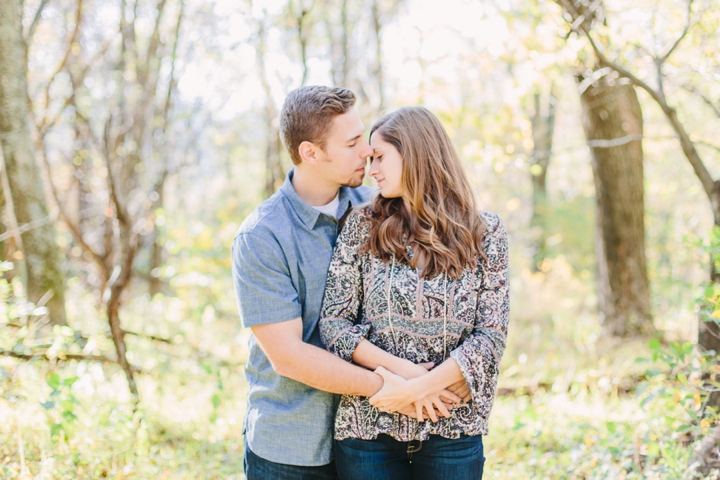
[232,86,382,479]
[232,86,462,479]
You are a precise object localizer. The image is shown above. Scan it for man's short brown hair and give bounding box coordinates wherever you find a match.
[279,86,356,165]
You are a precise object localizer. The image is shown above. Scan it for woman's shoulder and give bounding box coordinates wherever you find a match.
[339,204,373,229]
[478,210,505,235]
[337,205,373,244]
[475,211,508,269]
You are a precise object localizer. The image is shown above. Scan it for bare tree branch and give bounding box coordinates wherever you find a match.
[683,83,720,119]
[0,349,140,373]
[688,425,720,474]
[38,37,113,135]
[124,329,172,344]
[578,27,716,202]
[104,151,130,228]
[161,0,184,130]
[25,0,51,47]
[36,145,108,274]
[659,0,696,62]
[36,0,84,133]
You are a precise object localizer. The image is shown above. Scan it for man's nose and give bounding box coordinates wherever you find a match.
[359,142,373,158]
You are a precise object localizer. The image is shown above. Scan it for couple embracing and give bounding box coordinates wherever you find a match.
[232,85,509,480]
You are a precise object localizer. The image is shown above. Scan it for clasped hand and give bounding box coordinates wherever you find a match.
[369,364,466,423]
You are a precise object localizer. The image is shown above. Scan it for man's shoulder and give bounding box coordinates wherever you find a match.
[235,192,288,241]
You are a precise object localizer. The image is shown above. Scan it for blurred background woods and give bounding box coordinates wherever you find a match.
[1,0,719,477]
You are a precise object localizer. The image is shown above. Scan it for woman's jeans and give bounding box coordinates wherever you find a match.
[335,433,484,480]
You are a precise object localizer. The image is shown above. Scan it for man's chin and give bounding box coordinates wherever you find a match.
[343,173,365,188]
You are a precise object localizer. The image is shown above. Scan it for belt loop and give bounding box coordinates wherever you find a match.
[406,440,422,463]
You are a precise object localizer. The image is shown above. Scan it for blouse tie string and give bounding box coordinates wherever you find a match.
[385,255,450,362]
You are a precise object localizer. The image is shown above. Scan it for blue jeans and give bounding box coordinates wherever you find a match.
[243,439,339,480]
[335,434,484,480]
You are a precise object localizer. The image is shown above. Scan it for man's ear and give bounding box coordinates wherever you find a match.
[298,141,322,165]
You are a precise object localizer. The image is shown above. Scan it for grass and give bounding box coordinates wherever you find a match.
[1,257,716,479]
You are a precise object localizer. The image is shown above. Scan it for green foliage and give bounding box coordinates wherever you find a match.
[635,340,719,478]
[42,372,80,442]
[698,226,720,331]
[488,339,720,479]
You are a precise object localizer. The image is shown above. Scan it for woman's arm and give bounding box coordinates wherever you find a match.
[319,210,462,421]
[318,210,446,387]
[352,339,429,377]
[319,210,371,361]
[352,339,464,420]
[370,214,510,417]
[370,359,464,420]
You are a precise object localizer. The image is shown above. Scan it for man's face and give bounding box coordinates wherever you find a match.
[318,108,373,188]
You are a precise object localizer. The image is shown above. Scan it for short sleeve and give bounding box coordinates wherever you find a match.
[232,231,302,328]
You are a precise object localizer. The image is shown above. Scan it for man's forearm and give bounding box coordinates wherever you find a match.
[274,339,383,397]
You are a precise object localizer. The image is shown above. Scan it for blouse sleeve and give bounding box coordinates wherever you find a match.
[449,213,509,418]
[319,209,372,362]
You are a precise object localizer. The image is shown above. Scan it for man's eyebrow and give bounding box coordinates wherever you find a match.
[346,134,363,142]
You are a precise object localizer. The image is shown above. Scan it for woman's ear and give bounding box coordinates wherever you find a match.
[298,141,321,165]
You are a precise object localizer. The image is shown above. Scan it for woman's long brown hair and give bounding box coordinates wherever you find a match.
[363,106,487,279]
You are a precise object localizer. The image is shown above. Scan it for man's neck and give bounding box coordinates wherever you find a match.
[291,167,341,206]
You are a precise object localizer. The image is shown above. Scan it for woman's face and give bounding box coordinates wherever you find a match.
[369,134,404,198]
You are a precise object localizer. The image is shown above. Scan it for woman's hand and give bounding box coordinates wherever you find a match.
[370,367,459,422]
[446,378,471,403]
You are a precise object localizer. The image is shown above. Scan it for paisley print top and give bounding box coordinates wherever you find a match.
[319,207,510,441]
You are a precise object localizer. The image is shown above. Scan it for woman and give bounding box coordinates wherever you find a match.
[319,106,509,480]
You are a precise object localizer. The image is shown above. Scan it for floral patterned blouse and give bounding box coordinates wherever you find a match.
[319,207,510,442]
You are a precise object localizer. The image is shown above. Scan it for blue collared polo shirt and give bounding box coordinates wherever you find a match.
[232,169,373,466]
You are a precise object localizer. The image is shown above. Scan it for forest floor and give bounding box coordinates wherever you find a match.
[2,336,717,479]
[2,261,718,479]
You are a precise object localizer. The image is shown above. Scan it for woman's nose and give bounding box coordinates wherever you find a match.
[368,161,378,177]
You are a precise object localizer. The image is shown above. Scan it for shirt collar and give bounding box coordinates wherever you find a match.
[280,169,355,229]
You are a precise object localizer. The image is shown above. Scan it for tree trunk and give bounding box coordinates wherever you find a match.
[257,15,284,199]
[700,198,720,357]
[578,70,652,337]
[329,0,349,87]
[530,89,557,271]
[0,151,6,260]
[107,231,139,402]
[340,0,349,86]
[0,0,66,324]
[149,181,164,296]
[371,0,384,112]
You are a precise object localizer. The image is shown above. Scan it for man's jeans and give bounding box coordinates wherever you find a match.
[243,439,338,480]
[335,434,484,480]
